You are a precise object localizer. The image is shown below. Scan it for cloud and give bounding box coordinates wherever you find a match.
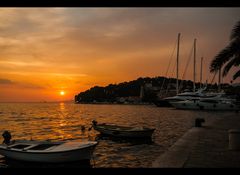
[0,78,45,89]
[0,8,240,86]
[0,78,14,84]
[17,83,45,89]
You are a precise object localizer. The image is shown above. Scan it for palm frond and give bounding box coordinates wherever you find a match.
[234,55,240,66]
[210,46,233,72]
[223,56,237,76]
[211,20,240,81]
[230,20,240,41]
[210,40,240,73]
[233,69,240,80]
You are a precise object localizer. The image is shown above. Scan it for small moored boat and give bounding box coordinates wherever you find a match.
[0,131,98,163]
[91,120,155,138]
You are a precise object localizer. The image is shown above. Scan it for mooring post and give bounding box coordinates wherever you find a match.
[195,118,205,127]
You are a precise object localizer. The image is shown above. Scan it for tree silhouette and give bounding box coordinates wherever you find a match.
[210,20,240,80]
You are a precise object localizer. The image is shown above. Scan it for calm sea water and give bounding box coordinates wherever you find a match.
[0,102,234,168]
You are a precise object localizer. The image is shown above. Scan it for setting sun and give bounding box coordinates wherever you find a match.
[60,91,65,96]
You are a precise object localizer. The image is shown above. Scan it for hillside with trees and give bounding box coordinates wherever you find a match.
[74,76,233,104]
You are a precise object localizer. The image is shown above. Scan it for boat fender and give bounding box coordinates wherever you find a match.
[2,131,12,145]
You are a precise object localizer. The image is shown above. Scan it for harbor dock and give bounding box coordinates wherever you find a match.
[152,112,240,168]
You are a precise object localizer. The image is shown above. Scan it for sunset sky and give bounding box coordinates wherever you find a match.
[0,8,240,102]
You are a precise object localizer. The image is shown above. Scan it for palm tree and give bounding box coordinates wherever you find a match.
[210,20,240,80]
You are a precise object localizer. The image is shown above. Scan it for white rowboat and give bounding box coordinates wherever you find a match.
[0,139,98,163]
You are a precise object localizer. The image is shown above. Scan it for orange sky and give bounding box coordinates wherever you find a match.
[0,8,240,102]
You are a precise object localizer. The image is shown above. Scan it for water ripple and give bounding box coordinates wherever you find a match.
[0,102,233,167]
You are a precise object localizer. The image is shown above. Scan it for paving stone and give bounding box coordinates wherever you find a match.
[152,114,240,168]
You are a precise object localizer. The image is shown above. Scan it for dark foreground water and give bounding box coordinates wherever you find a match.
[0,102,236,168]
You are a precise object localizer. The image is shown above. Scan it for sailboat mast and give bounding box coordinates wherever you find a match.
[200,57,203,88]
[176,33,180,94]
[193,39,196,92]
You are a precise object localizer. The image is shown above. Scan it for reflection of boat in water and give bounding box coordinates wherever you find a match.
[92,120,155,139]
[0,157,92,168]
[0,131,98,163]
[95,134,153,145]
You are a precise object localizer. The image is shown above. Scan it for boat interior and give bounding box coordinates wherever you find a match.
[6,142,62,151]
[97,124,152,131]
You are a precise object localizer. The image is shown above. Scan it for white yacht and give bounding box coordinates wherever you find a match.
[170,93,240,111]
[154,87,208,107]
[163,87,209,103]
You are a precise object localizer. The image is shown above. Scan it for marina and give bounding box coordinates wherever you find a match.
[0,8,240,169]
[153,112,240,168]
[0,102,239,167]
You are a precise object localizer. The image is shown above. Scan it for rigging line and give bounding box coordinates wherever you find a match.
[179,43,194,91]
[181,42,194,80]
[159,36,178,95]
[210,71,217,85]
[205,61,211,85]
[197,40,204,83]
[166,58,177,95]
[182,44,194,79]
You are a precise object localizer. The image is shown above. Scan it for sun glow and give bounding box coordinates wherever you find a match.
[60,91,65,96]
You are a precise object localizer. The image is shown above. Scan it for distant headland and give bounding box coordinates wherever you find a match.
[74,76,239,104]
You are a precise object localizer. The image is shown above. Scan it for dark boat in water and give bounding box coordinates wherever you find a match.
[91,120,155,138]
[153,99,173,107]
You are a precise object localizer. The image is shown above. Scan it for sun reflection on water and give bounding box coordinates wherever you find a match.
[59,102,65,111]
[55,102,69,139]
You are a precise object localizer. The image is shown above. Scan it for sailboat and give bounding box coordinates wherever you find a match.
[154,33,181,107]
[170,52,240,111]
[155,36,207,107]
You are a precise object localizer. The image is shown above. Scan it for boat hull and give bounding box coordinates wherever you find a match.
[197,102,239,111]
[0,141,97,163]
[170,101,200,110]
[93,125,155,138]
[154,100,172,107]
